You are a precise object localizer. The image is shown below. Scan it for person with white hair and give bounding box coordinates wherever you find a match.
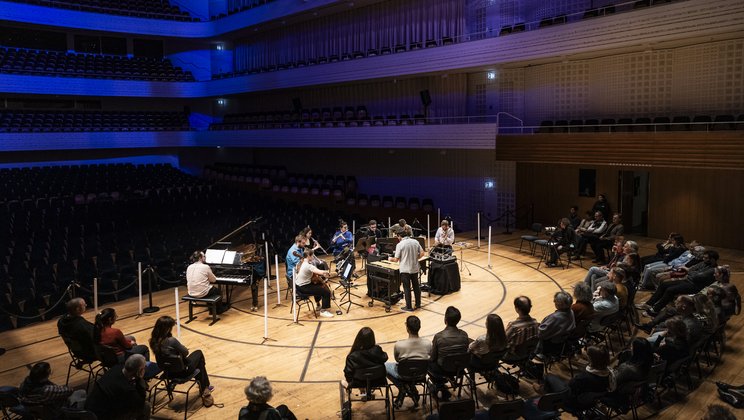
[238,376,297,420]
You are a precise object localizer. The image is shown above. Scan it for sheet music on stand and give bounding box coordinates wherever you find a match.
[205,249,226,264]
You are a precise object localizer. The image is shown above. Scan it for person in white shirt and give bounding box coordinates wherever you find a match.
[186,251,220,300]
[434,220,455,249]
[295,249,334,318]
[390,231,425,311]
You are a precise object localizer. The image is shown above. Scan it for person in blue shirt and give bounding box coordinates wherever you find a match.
[330,221,353,256]
[285,235,306,286]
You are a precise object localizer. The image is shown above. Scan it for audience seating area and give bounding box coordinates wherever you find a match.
[0,163,349,332]
[536,114,744,133]
[209,106,432,130]
[0,109,191,132]
[212,0,277,19]
[0,47,195,81]
[3,0,197,21]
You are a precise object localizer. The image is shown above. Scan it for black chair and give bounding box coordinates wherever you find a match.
[519,223,543,255]
[60,407,98,419]
[437,398,475,420]
[501,337,539,380]
[60,335,103,391]
[534,387,568,418]
[467,350,506,407]
[428,352,473,413]
[0,386,31,420]
[390,359,429,411]
[150,354,201,420]
[540,333,575,376]
[345,364,392,419]
[598,379,646,420]
[488,398,524,419]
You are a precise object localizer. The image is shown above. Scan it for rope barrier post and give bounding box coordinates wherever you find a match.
[273,254,285,308]
[261,276,276,344]
[143,266,160,314]
[387,217,391,238]
[426,214,431,249]
[437,208,441,226]
[174,287,181,339]
[137,262,143,315]
[477,212,481,249]
[93,278,98,314]
[488,226,493,269]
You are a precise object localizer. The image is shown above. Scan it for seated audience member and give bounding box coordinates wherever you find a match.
[57,297,97,361]
[85,354,149,420]
[468,314,507,370]
[645,295,703,345]
[640,250,719,315]
[342,327,388,389]
[594,267,628,309]
[429,306,469,400]
[641,232,686,266]
[583,241,637,288]
[574,210,594,237]
[609,338,653,393]
[589,213,624,264]
[652,317,689,364]
[330,221,353,256]
[706,286,729,325]
[94,308,149,362]
[537,291,575,356]
[702,404,737,420]
[19,362,83,416]
[386,316,432,408]
[238,376,297,420]
[576,211,607,257]
[571,283,595,335]
[503,296,540,362]
[694,293,719,334]
[149,316,214,407]
[568,205,581,229]
[700,265,732,296]
[588,283,619,333]
[546,218,575,267]
[525,346,611,417]
[638,243,703,290]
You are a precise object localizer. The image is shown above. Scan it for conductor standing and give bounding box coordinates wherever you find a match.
[389,230,425,312]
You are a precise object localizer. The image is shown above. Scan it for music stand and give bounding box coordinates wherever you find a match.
[337,252,362,313]
[454,242,473,276]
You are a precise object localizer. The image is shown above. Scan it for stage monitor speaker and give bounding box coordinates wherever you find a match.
[292,97,302,112]
[419,90,432,107]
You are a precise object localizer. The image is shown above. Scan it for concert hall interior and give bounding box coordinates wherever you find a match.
[1,0,744,419]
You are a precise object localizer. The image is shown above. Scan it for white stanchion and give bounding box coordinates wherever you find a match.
[352,220,356,245]
[387,217,391,238]
[477,213,481,249]
[263,277,269,339]
[264,235,270,282]
[426,214,431,249]
[137,262,143,315]
[93,278,98,314]
[292,271,298,322]
[274,254,281,305]
[488,226,493,269]
[437,208,441,225]
[174,288,181,338]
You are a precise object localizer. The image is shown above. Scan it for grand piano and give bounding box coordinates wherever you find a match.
[203,219,263,308]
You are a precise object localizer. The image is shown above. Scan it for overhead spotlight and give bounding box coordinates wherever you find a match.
[217,99,226,106]
[487,71,496,80]
[216,43,224,51]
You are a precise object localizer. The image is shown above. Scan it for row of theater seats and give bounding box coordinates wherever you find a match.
[203,162,435,212]
[0,47,195,82]
[210,107,429,130]
[212,37,456,80]
[1,163,203,202]
[499,0,677,36]
[0,110,191,132]
[4,0,197,21]
[536,115,744,133]
[212,0,276,19]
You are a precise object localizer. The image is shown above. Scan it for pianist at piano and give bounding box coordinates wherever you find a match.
[296,249,335,318]
[186,251,221,302]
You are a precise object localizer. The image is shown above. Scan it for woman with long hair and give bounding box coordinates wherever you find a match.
[469,313,507,357]
[342,327,388,388]
[94,307,149,362]
[149,316,214,407]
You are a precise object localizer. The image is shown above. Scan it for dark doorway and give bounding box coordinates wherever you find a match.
[618,171,649,235]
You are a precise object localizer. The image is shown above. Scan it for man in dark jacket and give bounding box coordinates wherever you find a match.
[57,298,96,361]
[429,306,469,400]
[643,250,719,314]
[85,354,149,420]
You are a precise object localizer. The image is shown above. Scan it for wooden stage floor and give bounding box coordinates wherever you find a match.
[1,231,742,419]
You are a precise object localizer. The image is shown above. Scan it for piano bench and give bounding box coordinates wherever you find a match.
[182,295,222,326]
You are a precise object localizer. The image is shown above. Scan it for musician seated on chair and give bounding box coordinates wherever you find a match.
[329,221,353,256]
[433,220,455,252]
[390,218,412,237]
[186,251,221,301]
[367,219,383,239]
[57,297,97,362]
[285,235,306,286]
[296,249,335,318]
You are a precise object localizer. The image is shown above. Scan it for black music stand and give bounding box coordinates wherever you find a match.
[337,253,362,313]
